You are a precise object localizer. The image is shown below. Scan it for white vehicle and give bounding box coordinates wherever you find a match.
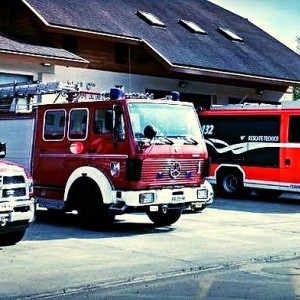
[0,142,35,246]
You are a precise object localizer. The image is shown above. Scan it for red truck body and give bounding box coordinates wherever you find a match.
[199,102,300,198]
[0,82,213,228]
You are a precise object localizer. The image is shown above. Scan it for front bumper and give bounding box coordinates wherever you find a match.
[0,198,35,230]
[114,180,214,209]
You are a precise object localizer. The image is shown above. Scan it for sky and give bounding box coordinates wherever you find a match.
[209,0,300,52]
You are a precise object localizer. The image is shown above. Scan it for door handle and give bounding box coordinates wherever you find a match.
[285,158,291,166]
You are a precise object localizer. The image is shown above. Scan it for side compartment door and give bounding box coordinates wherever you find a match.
[280,114,300,190]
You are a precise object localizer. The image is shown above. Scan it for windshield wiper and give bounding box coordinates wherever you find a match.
[167,135,198,145]
[155,135,174,145]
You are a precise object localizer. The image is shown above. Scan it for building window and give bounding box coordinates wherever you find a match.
[115,43,129,64]
[218,27,244,42]
[146,89,212,110]
[63,35,78,53]
[178,19,207,34]
[136,11,166,28]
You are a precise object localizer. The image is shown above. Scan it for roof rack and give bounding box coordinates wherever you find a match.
[209,102,282,111]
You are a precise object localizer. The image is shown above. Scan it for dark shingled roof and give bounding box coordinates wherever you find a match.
[0,33,88,64]
[24,0,300,82]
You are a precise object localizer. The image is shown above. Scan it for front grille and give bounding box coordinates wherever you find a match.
[141,159,205,183]
[3,188,26,198]
[0,174,28,200]
[3,176,25,185]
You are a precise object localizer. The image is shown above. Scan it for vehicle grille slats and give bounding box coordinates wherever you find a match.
[141,159,204,182]
[3,176,25,184]
[0,174,27,200]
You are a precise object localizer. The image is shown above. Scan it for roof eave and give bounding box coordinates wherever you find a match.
[0,50,89,68]
[142,40,300,88]
[22,0,141,44]
[172,64,300,87]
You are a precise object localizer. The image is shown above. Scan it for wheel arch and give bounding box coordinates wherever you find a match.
[64,166,114,206]
[215,164,246,186]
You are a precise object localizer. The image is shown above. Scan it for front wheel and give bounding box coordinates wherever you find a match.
[146,208,182,226]
[0,229,26,246]
[218,171,244,198]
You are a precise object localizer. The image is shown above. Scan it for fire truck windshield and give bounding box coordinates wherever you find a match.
[128,102,202,143]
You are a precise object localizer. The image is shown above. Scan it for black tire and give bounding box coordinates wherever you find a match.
[146,208,182,226]
[75,180,115,230]
[218,171,244,198]
[0,229,26,246]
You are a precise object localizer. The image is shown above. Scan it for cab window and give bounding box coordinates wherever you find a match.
[68,108,88,140]
[289,116,300,143]
[43,109,66,140]
[93,108,113,134]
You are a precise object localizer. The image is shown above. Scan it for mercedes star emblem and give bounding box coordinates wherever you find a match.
[169,161,181,179]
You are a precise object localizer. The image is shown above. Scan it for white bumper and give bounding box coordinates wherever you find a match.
[115,180,214,207]
[0,198,35,227]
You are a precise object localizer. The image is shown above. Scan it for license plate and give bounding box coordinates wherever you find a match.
[172,195,185,203]
[0,202,13,212]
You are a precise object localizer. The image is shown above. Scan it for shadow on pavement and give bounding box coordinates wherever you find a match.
[23,210,175,242]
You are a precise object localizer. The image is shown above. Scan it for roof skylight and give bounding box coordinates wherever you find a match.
[136,11,166,28]
[218,27,244,42]
[179,19,207,34]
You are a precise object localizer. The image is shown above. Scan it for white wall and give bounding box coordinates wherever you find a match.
[52,66,288,104]
[0,60,290,105]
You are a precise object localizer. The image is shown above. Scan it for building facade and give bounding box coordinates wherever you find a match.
[0,0,299,109]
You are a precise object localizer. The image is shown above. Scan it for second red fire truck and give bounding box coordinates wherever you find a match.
[0,81,213,229]
[199,101,300,198]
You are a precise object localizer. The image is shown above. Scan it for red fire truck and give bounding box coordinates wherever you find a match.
[199,101,300,198]
[0,81,213,229]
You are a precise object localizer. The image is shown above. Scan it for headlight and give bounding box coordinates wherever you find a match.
[197,189,208,199]
[139,193,156,204]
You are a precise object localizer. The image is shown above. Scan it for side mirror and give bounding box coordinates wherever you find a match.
[0,142,6,158]
[144,124,157,140]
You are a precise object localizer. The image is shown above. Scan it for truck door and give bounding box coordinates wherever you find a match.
[35,107,90,188]
[280,114,300,190]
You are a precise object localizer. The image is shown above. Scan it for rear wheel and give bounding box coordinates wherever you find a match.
[0,229,26,246]
[218,170,244,198]
[74,180,115,230]
[146,208,182,226]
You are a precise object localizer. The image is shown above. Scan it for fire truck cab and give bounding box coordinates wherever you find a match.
[199,101,300,198]
[0,82,213,229]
